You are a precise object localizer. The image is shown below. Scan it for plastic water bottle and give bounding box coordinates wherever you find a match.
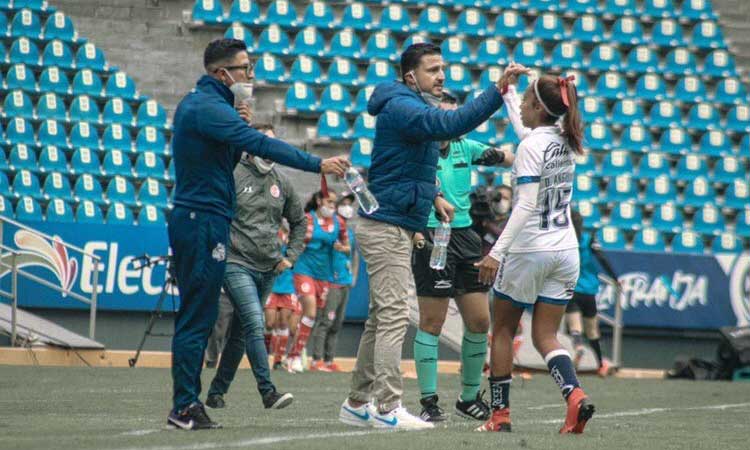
[429,221,451,270]
[345,167,379,214]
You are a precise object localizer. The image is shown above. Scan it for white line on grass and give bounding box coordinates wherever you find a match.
[526,403,561,410]
[534,402,750,425]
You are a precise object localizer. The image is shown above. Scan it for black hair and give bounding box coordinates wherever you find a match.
[203,38,247,71]
[400,43,442,82]
[252,123,274,133]
[535,75,584,155]
[304,191,325,213]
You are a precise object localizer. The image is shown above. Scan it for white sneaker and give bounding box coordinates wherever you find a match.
[372,405,434,430]
[338,399,378,427]
[290,356,304,373]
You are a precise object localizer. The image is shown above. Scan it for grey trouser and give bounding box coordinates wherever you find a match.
[349,218,415,411]
[204,292,234,367]
[310,285,350,362]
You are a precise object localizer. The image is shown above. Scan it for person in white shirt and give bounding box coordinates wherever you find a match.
[474,64,595,434]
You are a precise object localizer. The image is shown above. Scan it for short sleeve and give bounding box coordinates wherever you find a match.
[514,140,543,185]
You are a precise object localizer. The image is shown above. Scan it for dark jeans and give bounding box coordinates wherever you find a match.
[204,292,234,367]
[208,263,277,398]
[310,285,350,362]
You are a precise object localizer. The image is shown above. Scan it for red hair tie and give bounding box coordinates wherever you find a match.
[558,75,576,108]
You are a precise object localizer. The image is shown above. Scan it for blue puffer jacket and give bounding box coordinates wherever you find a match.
[363,81,503,231]
[171,75,322,220]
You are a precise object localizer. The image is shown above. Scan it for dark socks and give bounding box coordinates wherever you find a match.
[489,375,512,410]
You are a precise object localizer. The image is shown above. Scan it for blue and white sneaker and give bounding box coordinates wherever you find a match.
[372,405,434,430]
[339,399,378,427]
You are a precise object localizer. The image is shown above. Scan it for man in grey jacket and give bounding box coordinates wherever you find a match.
[204,123,307,410]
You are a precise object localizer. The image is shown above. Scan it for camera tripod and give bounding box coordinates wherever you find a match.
[128,255,177,368]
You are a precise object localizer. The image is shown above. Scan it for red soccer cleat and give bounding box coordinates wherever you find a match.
[597,358,612,378]
[326,361,343,372]
[309,360,332,372]
[559,388,595,434]
[475,408,511,432]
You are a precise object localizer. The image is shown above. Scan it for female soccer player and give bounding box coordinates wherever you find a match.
[475,65,595,434]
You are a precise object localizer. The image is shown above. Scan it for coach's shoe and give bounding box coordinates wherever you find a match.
[419,395,448,422]
[559,388,595,434]
[373,405,434,430]
[455,390,490,421]
[339,399,378,427]
[167,402,222,430]
[263,390,294,409]
[475,408,511,432]
[205,394,225,409]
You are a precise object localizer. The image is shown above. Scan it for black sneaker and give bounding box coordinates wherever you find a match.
[167,402,222,430]
[262,390,294,409]
[205,394,225,409]
[419,395,448,422]
[455,390,491,421]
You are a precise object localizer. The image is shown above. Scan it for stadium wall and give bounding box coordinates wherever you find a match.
[714,0,750,74]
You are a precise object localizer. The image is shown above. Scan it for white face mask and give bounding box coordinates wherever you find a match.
[319,206,334,218]
[337,205,354,219]
[408,71,441,107]
[253,156,274,174]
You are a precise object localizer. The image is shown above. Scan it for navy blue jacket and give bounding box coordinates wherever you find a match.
[363,81,504,231]
[171,76,322,220]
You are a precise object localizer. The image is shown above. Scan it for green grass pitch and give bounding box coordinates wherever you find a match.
[1,366,748,450]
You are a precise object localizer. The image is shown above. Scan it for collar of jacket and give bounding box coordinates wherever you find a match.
[239,155,275,177]
[196,75,234,105]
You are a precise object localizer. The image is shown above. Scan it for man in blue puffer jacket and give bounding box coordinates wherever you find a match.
[167,38,348,430]
[339,43,508,430]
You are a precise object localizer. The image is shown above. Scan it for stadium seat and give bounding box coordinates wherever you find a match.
[365,61,396,85]
[351,113,376,140]
[292,26,325,58]
[444,64,473,93]
[574,174,600,203]
[691,20,725,49]
[69,122,101,149]
[42,40,74,69]
[652,19,685,47]
[70,148,100,175]
[6,118,35,145]
[139,204,167,226]
[329,29,362,59]
[106,202,135,225]
[46,198,75,223]
[227,0,260,25]
[584,121,613,151]
[134,152,166,180]
[10,9,41,39]
[327,58,359,87]
[658,126,690,155]
[643,0,676,18]
[39,66,70,95]
[284,82,317,113]
[674,76,707,103]
[256,25,291,56]
[12,169,42,199]
[713,77,748,106]
[138,178,170,209]
[574,153,597,176]
[264,0,299,28]
[674,154,708,182]
[75,173,105,204]
[455,8,488,37]
[682,176,715,208]
[0,149,9,172]
[9,38,40,66]
[576,200,602,228]
[253,53,287,85]
[38,146,67,173]
[637,153,670,179]
[600,150,633,177]
[467,121,498,145]
[513,40,545,68]
[610,16,644,46]
[568,14,604,43]
[611,100,646,127]
[76,43,107,71]
[494,10,527,40]
[441,37,471,65]
[3,89,34,118]
[417,6,449,36]
[736,208,750,238]
[340,3,374,31]
[289,55,324,85]
[76,199,104,223]
[625,46,659,74]
[192,0,224,24]
[531,12,564,41]
[604,0,639,16]
[726,105,750,133]
[649,101,681,129]
[713,156,745,184]
[580,96,606,123]
[595,72,627,100]
[605,174,638,203]
[15,196,43,221]
[703,50,736,78]
[549,42,583,70]
[478,67,503,90]
[364,31,398,62]
[724,179,749,211]
[69,95,101,124]
[651,202,683,232]
[526,0,561,12]
[105,176,137,206]
[663,48,696,77]
[316,111,349,140]
[692,204,725,236]
[672,230,705,254]
[632,227,666,252]
[0,11,6,37]
[352,85,375,114]
[685,103,718,131]
[9,144,38,172]
[635,74,667,102]
[0,173,11,197]
[43,11,78,42]
[102,98,134,126]
[135,127,167,154]
[741,134,750,159]
[350,138,372,169]
[711,232,742,253]
[609,201,642,230]
[379,4,411,33]
[36,92,67,121]
[101,149,133,177]
[320,84,352,113]
[37,119,69,148]
[105,71,138,100]
[401,34,432,53]
[223,24,254,49]
[302,1,335,30]
[596,226,627,250]
[5,64,37,92]
[42,171,74,202]
[475,38,510,67]
[72,69,103,97]
[567,0,603,15]
[682,0,717,20]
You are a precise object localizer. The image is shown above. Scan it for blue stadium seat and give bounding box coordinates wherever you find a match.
[691,20,725,49]
[69,122,101,149]
[9,144,37,172]
[329,29,362,59]
[134,152,166,180]
[526,0,561,12]
[76,200,104,223]
[576,200,602,228]
[106,202,135,225]
[672,230,705,254]
[352,85,375,114]
[103,98,134,126]
[532,12,564,41]
[0,173,11,197]
[0,11,6,38]
[478,67,503,89]
[227,0,260,25]
[10,9,41,39]
[69,95,101,124]
[15,196,43,221]
[682,176,715,208]
[327,58,359,87]
[350,138,372,169]
[9,38,40,65]
[649,101,681,129]
[5,64,36,92]
[138,178,170,209]
[3,89,34,118]
[549,42,583,70]
[632,227,667,252]
[589,44,622,73]
[713,157,745,185]
[0,149,9,173]
[289,55,324,85]
[584,121,613,151]
[100,124,135,158]
[610,16,644,46]
[444,64,473,93]
[467,121,498,145]
[351,113,376,140]
[596,226,627,250]
[635,73,667,102]
[302,1,335,30]
[70,148,100,175]
[12,169,42,199]
[609,201,642,230]
[580,96,606,123]
[74,173,104,203]
[513,40,545,68]
[417,6,449,36]
[567,0,603,15]
[568,14,604,43]
[36,92,67,121]
[253,53,286,84]
[652,19,685,47]
[637,153,670,179]
[574,152,597,176]
[46,198,75,223]
[341,3,374,31]
[611,100,645,127]
[15,2,51,13]
[37,119,69,148]
[659,126,690,155]
[72,69,103,97]
[475,38,510,67]
[38,146,67,173]
[595,72,628,100]
[43,11,78,42]
[604,0,639,16]
[685,103,719,132]
[726,105,750,133]
[441,37,471,65]
[494,10,527,40]
[674,154,708,182]
[455,8,488,37]
[316,111,349,140]
[135,127,167,154]
[284,82,317,112]
[264,0,299,28]
[75,43,108,71]
[501,124,522,144]
[625,46,659,74]
[703,49,735,78]
[741,134,750,159]
[693,204,725,235]
[102,149,133,177]
[39,67,70,95]
[713,77,747,106]
[223,24,254,49]
[364,31,398,61]
[711,232,742,253]
[292,27,325,58]
[139,204,167,226]
[600,150,633,177]
[401,34,432,53]
[320,84,352,113]
[643,0,676,19]
[663,48,696,77]
[42,40,74,69]
[651,202,683,232]
[192,0,225,24]
[42,172,74,202]
[725,179,749,210]
[365,60,396,85]
[105,71,138,100]
[6,118,35,145]
[379,4,411,33]
[736,208,750,238]
[256,25,291,56]
[105,176,137,206]
[605,174,638,202]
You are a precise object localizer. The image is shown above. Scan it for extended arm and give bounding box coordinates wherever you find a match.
[283,184,307,265]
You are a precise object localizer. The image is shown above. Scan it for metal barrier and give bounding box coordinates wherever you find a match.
[0,215,102,343]
[597,274,624,368]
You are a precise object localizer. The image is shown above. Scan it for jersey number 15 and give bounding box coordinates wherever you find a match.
[540,187,572,230]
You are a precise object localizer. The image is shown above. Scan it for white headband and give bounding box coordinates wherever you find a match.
[533,78,561,118]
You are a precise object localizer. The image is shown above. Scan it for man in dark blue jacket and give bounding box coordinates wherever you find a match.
[339,43,507,430]
[167,39,348,430]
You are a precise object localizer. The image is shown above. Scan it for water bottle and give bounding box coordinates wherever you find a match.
[344,167,379,214]
[429,221,451,270]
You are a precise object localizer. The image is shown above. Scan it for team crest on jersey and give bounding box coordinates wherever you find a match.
[270,184,280,198]
[211,243,226,262]
[301,282,311,294]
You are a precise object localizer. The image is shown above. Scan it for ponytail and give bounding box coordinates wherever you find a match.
[561,82,584,155]
[535,75,585,156]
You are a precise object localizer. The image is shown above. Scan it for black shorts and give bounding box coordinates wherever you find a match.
[412,227,490,297]
[565,292,598,317]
